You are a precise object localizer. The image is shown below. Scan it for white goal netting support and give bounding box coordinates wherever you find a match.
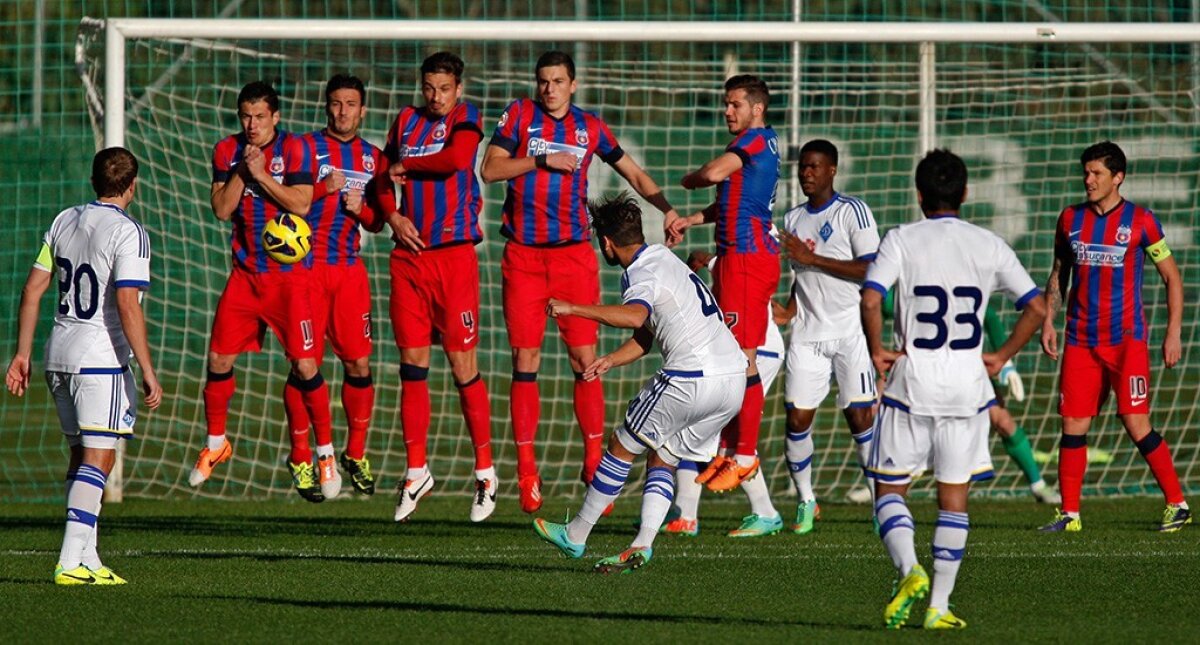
[78,19,1199,502]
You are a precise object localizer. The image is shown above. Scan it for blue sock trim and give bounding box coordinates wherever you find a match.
[644,466,675,502]
[66,507,98,527]
[746,374,762,387]
[206,369,234,383]
[786,429,812,441]
[344,373,373,388]
[852,430,874,444]
[676,460,700,472]
[788,456,813,472]
[455,374,482,389]
[932,545,965,561]
[512,371,538,383]
[1060,433,1087,449]
[1135,429,1163,456]
[879,514,915,538]
[288,372,326,392]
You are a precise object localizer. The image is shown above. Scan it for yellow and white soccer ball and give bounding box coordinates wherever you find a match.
[262,213,313,265]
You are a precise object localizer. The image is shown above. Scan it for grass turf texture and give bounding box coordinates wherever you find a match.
[2,496,1197,642]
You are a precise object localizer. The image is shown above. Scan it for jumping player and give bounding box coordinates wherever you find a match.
[1039,141,1189,533]
[480,50,680,513]
[301,74,394,499]
[385,52,497,523]
[189,81,327,502]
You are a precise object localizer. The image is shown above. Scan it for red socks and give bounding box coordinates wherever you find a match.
[401,364,431,470]
[283,377,312,464]
[457,375,493,470]
[1058,433,1087,514]
[342,374,374,460]
[203,370,235,438]
[1136,430,1185,505]
[734,374,764,458]
[511,371,540,478]
[573,373,605,480]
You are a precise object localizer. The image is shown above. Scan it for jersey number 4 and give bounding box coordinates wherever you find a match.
[55,257,99,320]
[912,285,982,350]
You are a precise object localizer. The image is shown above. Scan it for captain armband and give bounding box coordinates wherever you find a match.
[33,242,52,271]
[1146,238,1172,264]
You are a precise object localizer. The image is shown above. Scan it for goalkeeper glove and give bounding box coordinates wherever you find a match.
[999,360,1025,402]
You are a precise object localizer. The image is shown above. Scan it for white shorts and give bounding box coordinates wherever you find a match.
[866,404,992,485]
[757,320,785,394]
[785,332,875,410]
[617,370,746,466]
[46,368,137,450]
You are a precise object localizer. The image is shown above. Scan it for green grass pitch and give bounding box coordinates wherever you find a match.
[2,495,1197,642]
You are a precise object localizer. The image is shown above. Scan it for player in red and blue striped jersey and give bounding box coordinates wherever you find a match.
[299,74,396,499]
[672,75,782,499]
[190,81,333,505]
[1040,141,1190,533]
[480,50,681,514]
[382,52,497,523]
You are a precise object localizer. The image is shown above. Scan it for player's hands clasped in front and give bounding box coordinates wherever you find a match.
[388,213,425,254]
[1040,321,1059,361]
[546,298,574,318]
[388,161,407,185]
[343,189,363,216]
[1162,330,1181,368]
[870,347,903,377]
[142,369,163,410]
[324,169,347,194]
[583,355,614,381]
[5,355,30,397]
[241,145,267,180]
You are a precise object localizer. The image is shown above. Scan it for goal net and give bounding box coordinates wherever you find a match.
[53,19,1200,502]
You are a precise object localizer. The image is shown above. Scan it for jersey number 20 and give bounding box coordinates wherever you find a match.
[55,257,99,320]
[912,285,982,350]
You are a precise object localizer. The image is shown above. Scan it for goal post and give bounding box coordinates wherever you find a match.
[77,18,1199,502]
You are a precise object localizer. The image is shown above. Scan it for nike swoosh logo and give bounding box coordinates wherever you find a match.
[92,571,114,582]
[316,154,330,160]
[407,478,431,500]
[463,335,477,344]
[1131,400,1146,406]
[1069,230,1082,236]
[64,572,94,582]
[527,127,542,133]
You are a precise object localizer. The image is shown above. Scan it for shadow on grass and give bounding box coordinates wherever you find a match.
[150,549,573,574]
[182,593,877,631]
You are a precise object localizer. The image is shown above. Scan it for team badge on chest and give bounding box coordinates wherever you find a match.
[575,127,589,146]
[362,154,375,173]
[1115,224,1132,245]
[269,156,284,174]
[819,221,834,242]
[433,122,447,141]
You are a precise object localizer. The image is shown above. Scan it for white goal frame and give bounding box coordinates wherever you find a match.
[94,18,1200,501]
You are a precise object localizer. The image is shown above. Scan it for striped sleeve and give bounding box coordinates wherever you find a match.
[112,220,151,289]
[844,197,880,259]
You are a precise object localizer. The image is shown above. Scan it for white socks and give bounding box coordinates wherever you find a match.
[60,464,106,569]
[673,461,702,520]
[568,452,631,544]
[875,493,918,574]
[633,466,675,547]
[785,429,815,502]
[930,511,969,612]
[207,434,227,452]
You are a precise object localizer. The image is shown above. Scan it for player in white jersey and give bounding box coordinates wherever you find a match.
[533,193,747,573]
[5,148,162,586]
[774,139,879,534]
[861,150,1045,629]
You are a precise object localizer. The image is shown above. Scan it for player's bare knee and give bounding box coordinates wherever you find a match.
[81,447,117,475]
[512,347,541,373]
[290,358,319,380]
[207,352,236,373]
[342,356,371,379]
[786,407,815,435]
[843,406,874,434]
[446,349,479,384]
[565,344,596,373]
[1119,413,1152,441]
[646,451,676,472]
[875,481,909,502]
[936,481,969,513]
[990,406,1015,437]
[400,346,432,369]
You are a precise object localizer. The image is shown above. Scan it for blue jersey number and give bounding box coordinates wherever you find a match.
[55,257,99,320]
[689,274,720,317]
[911,285,983,350]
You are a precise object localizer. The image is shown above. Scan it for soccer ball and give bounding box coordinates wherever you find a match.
[262,213,312,264]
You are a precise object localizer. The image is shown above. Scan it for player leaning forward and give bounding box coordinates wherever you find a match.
[1039,141,1190,533]
[861,150,1046,629]
[533,193,746,573]
[6,148,162,585]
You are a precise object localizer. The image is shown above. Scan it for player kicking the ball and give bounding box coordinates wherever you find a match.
[862,150,1046,629]
[301,74,395,499]
[533,193,746,573]
[6,148,162,585]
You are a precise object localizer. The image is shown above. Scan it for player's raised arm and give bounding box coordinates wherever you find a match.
[681,151,743,190]
[244,140,314,216]
[5,264,52,397]
[584,327,654,380]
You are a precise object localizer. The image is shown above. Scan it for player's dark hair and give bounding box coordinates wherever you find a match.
[590,192,645,247]
[1080,140,1126,176]
[237,80,280,113]
[91,147,139,197]
[421,51,465,83]
[536,50,576,81]
[800,139,838,166]
[325,74,366,104]
[915,148,968,213]
[724,74,770,109]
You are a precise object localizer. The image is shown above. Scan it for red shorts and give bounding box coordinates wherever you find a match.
[1059,340,1151,417]
[310,262,373,361]
[390,243,481,352]
[210,267,318,360]
[712,251,780,349]
[502,241,600,349]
